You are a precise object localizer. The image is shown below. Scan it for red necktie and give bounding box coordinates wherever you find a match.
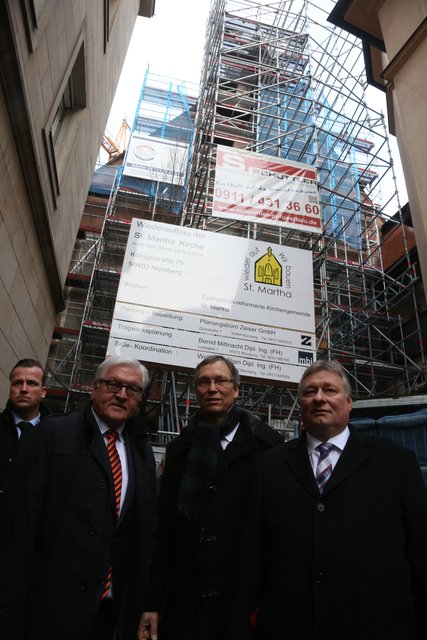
[106,429,122,516]
[102,429,122,599]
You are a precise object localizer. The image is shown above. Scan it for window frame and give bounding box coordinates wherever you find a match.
[43,29,87,206]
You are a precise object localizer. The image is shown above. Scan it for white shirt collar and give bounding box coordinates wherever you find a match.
[306,425,350,455]
[222,421,239,445]
[91,407,125,442]
[12,410,41,427]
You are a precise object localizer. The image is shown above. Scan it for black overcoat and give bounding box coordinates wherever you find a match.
[153,408,282,640]
[246,428,427,640]
[0,405,157,640]
[0,400,50,498]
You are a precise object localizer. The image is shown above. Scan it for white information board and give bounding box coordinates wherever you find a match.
[107,220,316,383]
[123,133,189,185]
[212,145,322,234]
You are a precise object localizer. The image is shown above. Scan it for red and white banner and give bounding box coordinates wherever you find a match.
[212,146,322,233]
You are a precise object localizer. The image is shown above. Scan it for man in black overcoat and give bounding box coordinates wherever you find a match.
[243,359,427,640]
[0,358,48,500]
[0,356,158,640]
[141,355,282,640]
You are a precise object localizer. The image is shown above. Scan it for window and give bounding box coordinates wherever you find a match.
[104,0,121,53]
[44,33,86,205]
[21,0,55,52]
[51,46,86,144]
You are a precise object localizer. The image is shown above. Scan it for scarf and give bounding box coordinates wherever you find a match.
[176,405,241,522]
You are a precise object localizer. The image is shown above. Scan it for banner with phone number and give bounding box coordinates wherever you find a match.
[212,145,322,234]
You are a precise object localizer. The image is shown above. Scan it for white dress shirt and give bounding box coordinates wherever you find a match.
[306,426,350,475]
[91,408,129,514]
[221,422,240,449]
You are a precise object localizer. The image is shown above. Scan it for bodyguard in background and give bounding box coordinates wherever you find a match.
[0,356,158,640]
[143,355,282,640]
[244,359,427,639]
[0,358,48,499]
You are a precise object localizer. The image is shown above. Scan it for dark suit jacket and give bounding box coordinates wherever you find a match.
[245,428,427,640]
[0,404,157,640]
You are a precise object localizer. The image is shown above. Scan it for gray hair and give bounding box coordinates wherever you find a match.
[194,355,240,387]
[298,359,352,400]
[94,357,150,390]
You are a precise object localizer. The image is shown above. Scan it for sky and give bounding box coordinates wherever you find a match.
[106,0,212,138]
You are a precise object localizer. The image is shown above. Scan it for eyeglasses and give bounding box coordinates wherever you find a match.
[98,379,143,398]
[196,377,234,390]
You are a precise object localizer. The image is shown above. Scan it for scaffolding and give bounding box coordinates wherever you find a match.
[183,0,426,408]
[46,74,199,432]
[46,2,427,441]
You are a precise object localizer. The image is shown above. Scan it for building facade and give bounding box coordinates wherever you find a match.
[329,0,427,293]
[0,0,154,401]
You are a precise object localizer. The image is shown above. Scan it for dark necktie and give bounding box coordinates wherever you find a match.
[102,429,123,599]
[315,442,334,493]
[17,421,33,439]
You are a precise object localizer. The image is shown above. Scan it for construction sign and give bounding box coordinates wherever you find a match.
[212,145,321,233]
[107,219,316,383]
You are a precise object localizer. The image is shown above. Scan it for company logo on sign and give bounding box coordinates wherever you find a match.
[254,247,282,286]
[298,351,314,365]
[134,145,156,161]
[243,245,292,298]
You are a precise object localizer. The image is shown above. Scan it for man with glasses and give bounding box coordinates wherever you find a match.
[145,355,282,640]
[1,356,158,640]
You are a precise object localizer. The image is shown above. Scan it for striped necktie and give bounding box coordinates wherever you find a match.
[101,429,122,599]
[315,442,334,493]
[106,428,122,516]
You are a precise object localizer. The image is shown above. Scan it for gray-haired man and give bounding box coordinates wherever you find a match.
[1,357,158,640]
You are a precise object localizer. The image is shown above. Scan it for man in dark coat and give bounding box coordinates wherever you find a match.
[244,359,427,640]
[0,356,158,640]
[0,358,49,500]
[143,355,282,640]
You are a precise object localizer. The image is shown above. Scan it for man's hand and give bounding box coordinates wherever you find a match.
[137,611,158,640]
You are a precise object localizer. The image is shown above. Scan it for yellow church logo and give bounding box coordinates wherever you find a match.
[254,247,282,286]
